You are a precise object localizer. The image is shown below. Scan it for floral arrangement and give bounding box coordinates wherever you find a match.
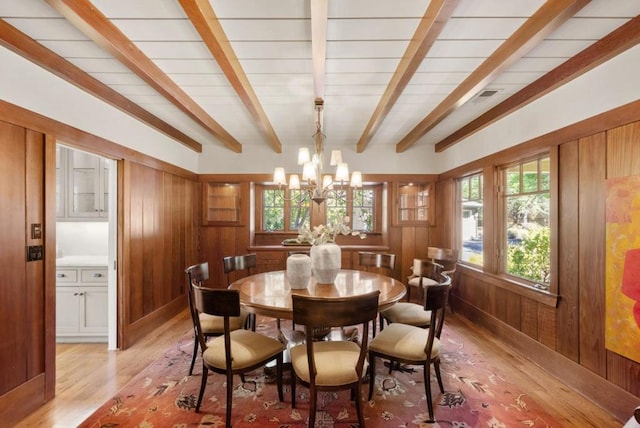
[295,217,366,245]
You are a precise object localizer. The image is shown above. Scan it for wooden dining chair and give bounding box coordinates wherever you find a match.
[185,262,248,376]
[358,251,396,336]
[191,285,285,427]
[290,290,380,427]
[379,260,447,332]
[223,253,257,330]
[368,281,451,423]
[426,247,458,312]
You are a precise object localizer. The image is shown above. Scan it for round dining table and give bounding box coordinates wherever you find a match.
[228,269,406,320]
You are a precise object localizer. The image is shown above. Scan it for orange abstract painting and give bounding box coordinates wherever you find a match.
[605,174,640,363]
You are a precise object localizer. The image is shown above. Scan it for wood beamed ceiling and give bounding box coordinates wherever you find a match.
[0,0,639,156]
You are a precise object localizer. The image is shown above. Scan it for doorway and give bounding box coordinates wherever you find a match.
[55,144,118,349]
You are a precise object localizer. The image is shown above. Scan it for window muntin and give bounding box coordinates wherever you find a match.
[458,173,483,266]
[258,184,380,233]
[502,155,551,289]
[352,188,374,232]
[325,189,347,226]
[262,188,284,231]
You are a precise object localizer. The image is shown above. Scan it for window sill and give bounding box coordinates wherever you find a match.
[459,264,559,307]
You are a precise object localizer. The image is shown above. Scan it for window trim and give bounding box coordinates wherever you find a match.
[452,148,559,306]
[495,149,558,298]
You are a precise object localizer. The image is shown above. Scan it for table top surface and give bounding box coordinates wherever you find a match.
[228,269,406,320]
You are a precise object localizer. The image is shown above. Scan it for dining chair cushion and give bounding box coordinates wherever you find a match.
[199,310,247,334]
[290,340,367,386]
[380,302,431,326]
[369,323,440,361]
[407,276,439,288]
[203,329,285,371]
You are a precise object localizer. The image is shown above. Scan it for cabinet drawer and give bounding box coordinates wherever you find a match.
[56,269,78,283]
[81,268,108,283]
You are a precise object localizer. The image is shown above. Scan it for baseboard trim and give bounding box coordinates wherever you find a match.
[122,296,187,349]
[451,296,639,423]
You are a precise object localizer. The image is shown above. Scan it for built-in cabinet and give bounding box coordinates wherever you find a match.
[56,146,109,220]
[203,182,242,225]
[393,182,432,225]
[55,266,108,342]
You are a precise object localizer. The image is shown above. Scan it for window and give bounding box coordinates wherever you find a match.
[261,188,310,232]
[326,188,375,232]
[458,173,483,266]
[500,155,550,290]
[257,184,380,233]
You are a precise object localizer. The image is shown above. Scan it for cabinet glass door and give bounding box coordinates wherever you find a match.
[67,150,108,218]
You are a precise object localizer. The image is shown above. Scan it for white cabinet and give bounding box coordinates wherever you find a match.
[57,146,109,220]
[56,266,108,342]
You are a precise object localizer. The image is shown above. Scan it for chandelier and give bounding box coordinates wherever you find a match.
[273,99,362,205]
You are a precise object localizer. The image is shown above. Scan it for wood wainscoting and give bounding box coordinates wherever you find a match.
[439,102,640,421]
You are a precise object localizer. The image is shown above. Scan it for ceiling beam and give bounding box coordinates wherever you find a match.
[0,19,203,153]
[310,0,328,102]
[356,0,459,153]
[179,0,282,153]
[45,0,242,153]
[434,13,640,153]
[395,0,591,153]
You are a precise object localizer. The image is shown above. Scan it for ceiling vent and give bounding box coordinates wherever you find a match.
[471,88,502,104]
[478,90,499,97]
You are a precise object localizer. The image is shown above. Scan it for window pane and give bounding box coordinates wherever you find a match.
[326,190,347,225]
[504,156,550,288]
[263,189,284,231]
[290,190,310,230]
[352,189,373,232]
[459,174,483,266]
[461,179,470,200]
[522,160,539,193]
[506,166,520,194]
[540,157,550,191]
[470,175,481,200]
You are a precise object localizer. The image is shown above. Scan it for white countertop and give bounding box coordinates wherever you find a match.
[56,255,109,267]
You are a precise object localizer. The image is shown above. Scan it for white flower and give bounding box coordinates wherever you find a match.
[296,217,366,245]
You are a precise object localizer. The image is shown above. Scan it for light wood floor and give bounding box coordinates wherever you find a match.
[15,309,623,427]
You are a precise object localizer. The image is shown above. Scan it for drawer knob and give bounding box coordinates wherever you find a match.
[57,273,66,278]
[93,273,103,278]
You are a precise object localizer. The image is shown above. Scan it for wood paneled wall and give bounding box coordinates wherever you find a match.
[120,160,199,348]
[0,99,200,424]
[198,174,434,289]
[442,112,640,421]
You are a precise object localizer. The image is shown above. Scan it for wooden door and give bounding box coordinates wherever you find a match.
[0,121,50,425]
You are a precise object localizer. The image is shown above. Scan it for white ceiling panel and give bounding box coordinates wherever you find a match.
[211,0,309,19]
[133,41,219,59]
[219,20,310,41]
[328,0,428,18]
[39,40,112,58]
[574,0,640,18]
[3,18,89,40]
[327,19,420,41]
[452,0,546,17]
[525,40,597,58]
[111,19,200,42]
[327,41,410,59]
[92,0,187,19]
[439,18,527,39]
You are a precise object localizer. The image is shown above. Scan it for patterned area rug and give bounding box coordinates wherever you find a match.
[80,317,560,427]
